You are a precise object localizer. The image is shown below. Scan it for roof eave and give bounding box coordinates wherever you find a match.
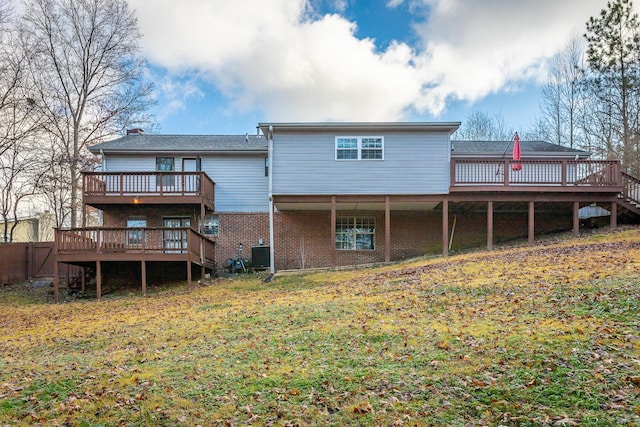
[259,122,461,134]
[89,148,268,155]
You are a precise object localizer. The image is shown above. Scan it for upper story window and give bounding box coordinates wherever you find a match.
[336,137,383,160]
[156,157,174,172]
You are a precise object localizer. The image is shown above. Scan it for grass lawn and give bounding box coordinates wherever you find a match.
[1,229,640,426]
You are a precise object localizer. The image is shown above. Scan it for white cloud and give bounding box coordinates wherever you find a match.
[145,69,204,123]
[129,0,609,122]
[412,0,605,111]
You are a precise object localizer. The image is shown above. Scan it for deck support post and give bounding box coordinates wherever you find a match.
[200,203,205,233]
[53,261,59,303]
[187,260,192,286]
[96,260,102,302]
[81,266,86,293]
[331,196,336,268]
[385,196,391,263]
[610,201,617,228]
[487,201,494,251]
[141,260,146,297]
[442,199,449,257]
[573,202,580,237]
[528,201,535,244]
[201,265,205,281]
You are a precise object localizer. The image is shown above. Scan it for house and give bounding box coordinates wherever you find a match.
[0,212,55,243]
[53,122,637,301]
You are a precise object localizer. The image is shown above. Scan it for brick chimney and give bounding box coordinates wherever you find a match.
[126,128,144,135]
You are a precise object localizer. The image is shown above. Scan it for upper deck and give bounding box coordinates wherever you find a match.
[82,171,215,210]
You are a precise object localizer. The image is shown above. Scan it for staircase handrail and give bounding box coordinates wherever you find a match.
[621,171,640,206]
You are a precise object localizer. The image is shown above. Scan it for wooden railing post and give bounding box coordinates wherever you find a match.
[561,160,567,186]
[119,173,123,196]
[450,160,456,187]
[503,160,509,186]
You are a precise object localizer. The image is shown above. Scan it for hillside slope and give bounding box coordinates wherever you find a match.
[1,228,639,426]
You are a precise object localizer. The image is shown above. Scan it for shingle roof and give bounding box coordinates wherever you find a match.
[451,140,590,157]
[89,134,267,153]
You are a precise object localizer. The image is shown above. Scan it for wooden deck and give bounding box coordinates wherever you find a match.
[82,171,215,210]
[56,227,214,264]
[53,227,215,302]
[450,159,621,192]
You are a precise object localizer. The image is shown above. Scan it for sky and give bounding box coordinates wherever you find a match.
[126,0,608,136]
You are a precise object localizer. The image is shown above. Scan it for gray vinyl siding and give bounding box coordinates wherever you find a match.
[104,154,268,212]
[105,155,156,172]
[201,156,268,212]
[272,132,451,195]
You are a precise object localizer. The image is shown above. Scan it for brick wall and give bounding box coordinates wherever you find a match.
[99,202,574,272]
[272,204,574,270]
[102,205,199,228]
[214,213,270,272]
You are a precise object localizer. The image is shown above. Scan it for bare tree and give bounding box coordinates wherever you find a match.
[0,1,42,158]
[0,135,43,243]
[36,134,73,228]
[454,110,514,141]
[0,0,10,27]
[21,0,154,227]
[584,0,640,173]
[539,34,585,148]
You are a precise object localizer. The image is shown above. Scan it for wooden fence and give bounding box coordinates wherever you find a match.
[0,242,78,285]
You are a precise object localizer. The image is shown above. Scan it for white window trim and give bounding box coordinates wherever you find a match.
[202,214,220,237]
[335,216,376,251]
[335,136,384,161]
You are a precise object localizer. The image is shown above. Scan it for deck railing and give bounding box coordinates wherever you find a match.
[55,227,214,264]
[622,172,640,206]
[451,159,621,187]
[83,171,215,201]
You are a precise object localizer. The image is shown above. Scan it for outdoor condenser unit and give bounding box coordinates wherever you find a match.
[251,246,270,270]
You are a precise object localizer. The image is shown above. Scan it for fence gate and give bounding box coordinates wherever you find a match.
[31,243,54,278]
[0,242,67,285]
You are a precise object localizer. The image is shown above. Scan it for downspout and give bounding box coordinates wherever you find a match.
[268,126,275,274]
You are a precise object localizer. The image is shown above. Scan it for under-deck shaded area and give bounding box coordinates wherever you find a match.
[54,227,215,302]
[271,158,633,269]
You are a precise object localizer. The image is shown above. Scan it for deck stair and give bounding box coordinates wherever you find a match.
[618,172,640,220]
[67,266,94,291]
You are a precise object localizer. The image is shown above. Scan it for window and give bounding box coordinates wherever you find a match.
[336,137,383,160]
[202,214,219,236]
[336,137,358,160]
[126,217,146,247]
[156,157,175,187]
[335,217,375,250]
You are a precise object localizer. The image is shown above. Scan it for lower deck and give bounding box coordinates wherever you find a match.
[53,227,215,301]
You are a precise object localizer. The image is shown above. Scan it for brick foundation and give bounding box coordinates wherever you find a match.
[99,202,574,273]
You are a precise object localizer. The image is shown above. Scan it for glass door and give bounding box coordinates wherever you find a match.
[182,158,198,192]
[163,217,191,253]
[127,217,147,248]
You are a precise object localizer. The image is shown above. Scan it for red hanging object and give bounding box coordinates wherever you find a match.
[512,132,522,171]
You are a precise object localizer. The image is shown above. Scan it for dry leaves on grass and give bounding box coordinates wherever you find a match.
[1,229,639,425]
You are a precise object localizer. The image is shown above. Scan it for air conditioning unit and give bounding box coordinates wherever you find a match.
[251,246,270,270]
